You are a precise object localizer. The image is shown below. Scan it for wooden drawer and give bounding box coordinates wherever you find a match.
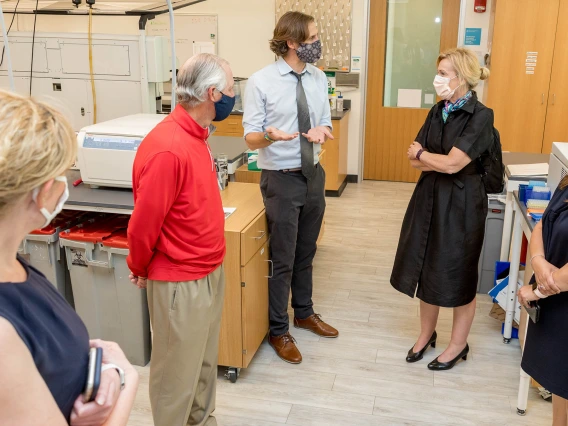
[214,116,244,136]
[241,212,268,266]
[241,240,270,368]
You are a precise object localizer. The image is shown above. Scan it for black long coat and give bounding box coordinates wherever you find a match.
[390,93,494,307]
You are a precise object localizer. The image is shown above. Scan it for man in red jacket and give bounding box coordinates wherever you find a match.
[127,53,235,426]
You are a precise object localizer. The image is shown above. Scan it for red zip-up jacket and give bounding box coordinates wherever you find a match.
[126,105,226,281]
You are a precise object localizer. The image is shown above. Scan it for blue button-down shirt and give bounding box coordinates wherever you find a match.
[243,57,332,171]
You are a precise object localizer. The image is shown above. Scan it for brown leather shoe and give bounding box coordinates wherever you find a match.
[269,332,302,364]
[294,314,339,338]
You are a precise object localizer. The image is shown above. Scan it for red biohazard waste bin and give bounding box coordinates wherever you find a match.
[19,211,95,307]
[60,215,151,366]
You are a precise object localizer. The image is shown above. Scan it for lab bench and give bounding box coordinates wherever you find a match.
[500,152,549,261]
[505,191,537,416]
[64,172,269,380]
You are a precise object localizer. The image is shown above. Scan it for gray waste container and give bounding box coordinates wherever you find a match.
[478,198,506,294]
[19,211,93,307]
[60,216,151,366]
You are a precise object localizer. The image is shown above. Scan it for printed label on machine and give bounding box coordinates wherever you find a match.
[83,135,143,151]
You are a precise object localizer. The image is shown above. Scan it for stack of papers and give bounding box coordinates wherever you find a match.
[223,208,236,220]
[507,163,549,176]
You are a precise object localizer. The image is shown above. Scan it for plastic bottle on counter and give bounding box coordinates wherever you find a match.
[336,92,344,111]
[330,93,337,111]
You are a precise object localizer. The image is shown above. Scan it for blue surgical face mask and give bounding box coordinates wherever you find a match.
[213,91,236,122]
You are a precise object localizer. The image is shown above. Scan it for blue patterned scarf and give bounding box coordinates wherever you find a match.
[442,91,472,123]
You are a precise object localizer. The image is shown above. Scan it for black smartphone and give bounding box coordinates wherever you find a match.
[83,347,103,403]
[524,301,541,324]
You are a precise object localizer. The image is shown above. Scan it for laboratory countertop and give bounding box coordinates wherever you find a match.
[229,107,351,121]
[514,190,537,233]
[503,152,550,180]
[66,170,134,213]
[65,170,258,216]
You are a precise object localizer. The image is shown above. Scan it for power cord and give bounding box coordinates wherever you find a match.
[0,0,20,67]
[87,2,97,123]
[29,0,39,95]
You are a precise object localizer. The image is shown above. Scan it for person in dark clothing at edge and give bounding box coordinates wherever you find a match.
[0,90,138,426]
[518,174,568,425]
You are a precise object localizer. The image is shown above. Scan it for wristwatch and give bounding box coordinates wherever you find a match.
[102,364,126,390]
[416,149,425,161]
[264,132,275,144]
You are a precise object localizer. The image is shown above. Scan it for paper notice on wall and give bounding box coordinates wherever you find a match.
[464,28,482,46]
[525,52,538,75]
[351,56,362,72]
[193,41,216,56]
[424,94,435,105]
[397,89,422,108]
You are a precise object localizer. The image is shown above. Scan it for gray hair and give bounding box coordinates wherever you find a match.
[176,53,229,108]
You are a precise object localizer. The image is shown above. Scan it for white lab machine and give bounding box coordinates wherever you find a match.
[0,32,170,131]
[548,142,568,193]
[77,114,166,189]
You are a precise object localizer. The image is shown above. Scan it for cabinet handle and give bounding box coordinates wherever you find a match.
[265,260,274,278]
[253,230,266,240]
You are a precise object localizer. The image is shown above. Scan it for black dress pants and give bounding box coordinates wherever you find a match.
[260,164,326,336]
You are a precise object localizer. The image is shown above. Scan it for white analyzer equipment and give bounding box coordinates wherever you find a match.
[77,114,166,189]
[548,142,568,193]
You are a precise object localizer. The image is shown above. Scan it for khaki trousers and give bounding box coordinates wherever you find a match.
[147,266,225,426]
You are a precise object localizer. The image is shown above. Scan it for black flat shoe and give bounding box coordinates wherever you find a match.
[406,331,437,363]
[428,344,469,371]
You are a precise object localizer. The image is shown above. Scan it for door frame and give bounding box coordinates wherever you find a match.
[356,0,371,183]
[360,0,461,182]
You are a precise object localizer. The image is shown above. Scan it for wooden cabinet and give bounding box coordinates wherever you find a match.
[214,115,245,137]
[326,116,349,195]
[487,0,568,154]
[218,183,269,371]
[542,0,568,153]
[235,164,262,184]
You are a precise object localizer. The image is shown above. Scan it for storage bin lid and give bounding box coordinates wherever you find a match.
[30,211,92,236]
[60,215,129,243]
[102,229,129,249]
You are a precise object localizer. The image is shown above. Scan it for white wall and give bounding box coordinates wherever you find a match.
[458,0,493,102]
[342,0,367,177]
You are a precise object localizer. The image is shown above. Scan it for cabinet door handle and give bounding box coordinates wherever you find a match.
[265,260,274,278]
[253,230,266,240]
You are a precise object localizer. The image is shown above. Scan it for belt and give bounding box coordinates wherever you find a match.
[278,163,319,174]
[280,167,302,173]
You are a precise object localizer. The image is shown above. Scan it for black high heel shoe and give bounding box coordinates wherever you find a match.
[406,331,437,363]
[427,344,469,371]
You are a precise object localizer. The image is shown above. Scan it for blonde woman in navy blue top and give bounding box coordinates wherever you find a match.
[0,90,138,425]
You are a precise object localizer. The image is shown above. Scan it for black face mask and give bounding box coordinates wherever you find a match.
[213,92,236,122]
[296,39,322,64]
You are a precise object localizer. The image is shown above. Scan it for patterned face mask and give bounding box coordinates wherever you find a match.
[296,39,322,64]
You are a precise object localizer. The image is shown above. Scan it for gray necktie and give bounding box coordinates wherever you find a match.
[291,71,315,180]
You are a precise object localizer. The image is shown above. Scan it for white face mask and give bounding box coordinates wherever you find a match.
[32,176,69,228]
[433,74,462,100]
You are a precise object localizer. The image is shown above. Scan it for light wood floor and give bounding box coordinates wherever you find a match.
[128,181,553,426]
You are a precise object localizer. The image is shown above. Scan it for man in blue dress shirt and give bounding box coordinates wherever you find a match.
[243,11,339,365]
